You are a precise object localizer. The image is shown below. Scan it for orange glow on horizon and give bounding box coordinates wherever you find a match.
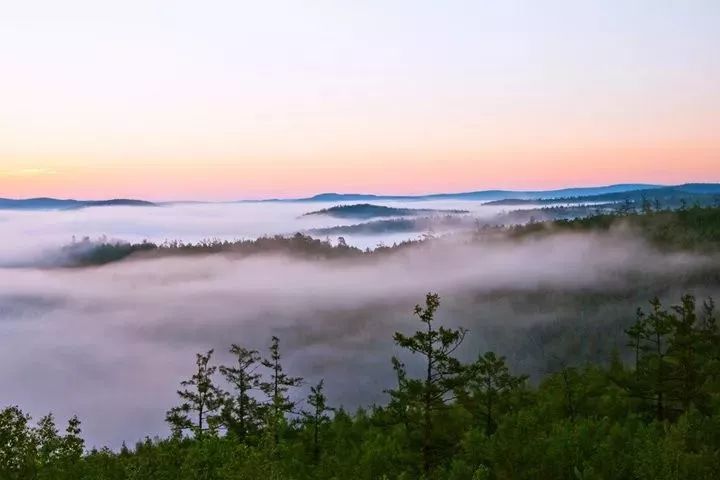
[2,1,718,200]
[2,142,718,201]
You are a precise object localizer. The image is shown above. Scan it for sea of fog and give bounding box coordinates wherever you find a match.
[2,200,718,448]
[0,200,530,265]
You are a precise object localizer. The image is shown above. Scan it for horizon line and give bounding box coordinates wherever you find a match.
[3,181,709,203]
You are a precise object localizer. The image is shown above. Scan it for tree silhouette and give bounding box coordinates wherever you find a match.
[302,379,333,463]
[462,351,527,434]
[219,344,262,442]
[165,350,224,438]
[260,336,303,446]
[389,292,467,477]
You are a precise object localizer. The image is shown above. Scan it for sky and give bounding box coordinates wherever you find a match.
[1,0,719,200]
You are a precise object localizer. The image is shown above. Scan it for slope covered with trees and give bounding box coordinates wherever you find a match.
[56,205,720,267]
[2,293,720,479]
[512,204,720,250]
[302,204,468,219]
[486,183,720,208]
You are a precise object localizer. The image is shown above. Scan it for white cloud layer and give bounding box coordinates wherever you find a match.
[1,213,717,447]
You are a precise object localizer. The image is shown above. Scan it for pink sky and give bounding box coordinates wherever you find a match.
[1,1,718,200]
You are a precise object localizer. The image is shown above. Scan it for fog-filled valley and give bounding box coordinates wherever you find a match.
[0,200,533,265]
[2,199,720,451]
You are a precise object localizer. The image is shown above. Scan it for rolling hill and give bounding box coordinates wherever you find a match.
[0,198,157,210]
[303,203,469,219]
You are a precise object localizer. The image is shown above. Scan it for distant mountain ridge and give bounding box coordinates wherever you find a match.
[259,183,662,202]
[0,198,156,210]
[303,203,469,219]
[4,184,718,209]
[485,183,720,206]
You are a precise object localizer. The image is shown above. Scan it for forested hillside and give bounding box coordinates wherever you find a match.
[56,205,720,266]
[2,292,720,479]
[302,204,469,219]
[512,204,720,250]
[486,184,720,208]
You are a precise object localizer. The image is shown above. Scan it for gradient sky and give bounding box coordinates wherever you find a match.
[1,0,719,200]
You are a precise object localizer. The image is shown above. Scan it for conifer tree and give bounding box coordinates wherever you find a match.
[667,295,707,413]
[699,297,720,380]
[625,308,646,376]
[462,352,527,434]
[386,356,411,433]
[219,344,262,442]
[166,349,224,438]
[302,379,333,463]
[260,336,303,445]
[389,292,467,477]
[618,298,675,420]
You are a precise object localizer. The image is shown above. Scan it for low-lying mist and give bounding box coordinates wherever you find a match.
[0,200,539,265]
[1,224,718,448]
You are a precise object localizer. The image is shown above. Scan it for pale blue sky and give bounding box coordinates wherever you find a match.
[1,1,718,198]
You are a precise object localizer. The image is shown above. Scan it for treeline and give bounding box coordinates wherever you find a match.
[59,229,439,266]
[512,204,720,250]
[486,186,720,209]
[2,293,720,479]
[59,206,720,267]
[59,233,402,266]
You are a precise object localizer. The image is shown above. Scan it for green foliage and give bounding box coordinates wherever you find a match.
[62,207,720,270]
[514,205,720,251]
[166,350,224,438]
[614,296,718,420]
[300,379,333,465]
[303,203,468,219]
[389,292,468,477]
[460,352,528,434]
[260,336,303,447]
[3,292,720,479]
[219,344,262,442]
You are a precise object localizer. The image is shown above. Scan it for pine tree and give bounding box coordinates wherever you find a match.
[389,292,467,477]
[260,336,303,446]
[302,379,333,463]
[625,308,646,376]
[165,349,224,438]
[699,297,720,381]
[620,298,675,420]
[463,352,527,434]
[667,295,707,413]
[219,344,262,442]
[386,356,411,433]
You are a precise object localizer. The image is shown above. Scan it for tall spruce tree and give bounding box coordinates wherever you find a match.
[389,292,467,477]
[667,295,707,413]
[165,349,224,438]
[260,336,303,445]
[219,344,262,442]
[302,379,333,463]
[638,298,674,420]
[462,351,527,435]
[700,297,720,380]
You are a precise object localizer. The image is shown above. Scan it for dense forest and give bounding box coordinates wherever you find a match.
[302,204,469,219]
[2,292,720,479]
[4,205,718,479]
[512,204,720,250]
[57,205,720,266]
[485,184,720,208]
